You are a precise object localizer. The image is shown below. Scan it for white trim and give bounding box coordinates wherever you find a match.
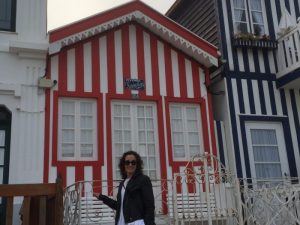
[143,31,153,96]
[114,30,123,94]
[171,50,180,97]
[51,55,59,91]
[258,50,265,73]
[242,79,250,114]
[100,36,108,93]
[223,0,234,71]
[252,80,262,115]
[129,25,138,79]
[84,42,92,92]
[247,49,255,72]
[157,40,166,96]
[262,80,272,115]
[67,166,75,187]
[273,81,283,116]
[237,49,245,72]
[185,59,194,98]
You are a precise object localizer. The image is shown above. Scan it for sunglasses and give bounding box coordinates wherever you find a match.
[125,160,137,166]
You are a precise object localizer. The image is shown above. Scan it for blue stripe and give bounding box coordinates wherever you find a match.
[242,48,250,73]
[273,50,278,72]
[285,0,290,13]
[240,115,298,178]
[257,80,267,114]
[264,0,276,38]
[275,1,282,23]
[280,89,288,115]
[236,78,245,113]
[226,77,243,178]
[268,81,277,115]
[295,0,300,19]
[216,121,226,166]
[247,79,256,114]
[239,117,252,178]
[290,90,300,156]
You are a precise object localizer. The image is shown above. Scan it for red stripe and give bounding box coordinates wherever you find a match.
[164,45,173,97]
[93,165,102,194]
[75,44,84,93]
[192,61,201,98]
[107,32,116,94]
[122,25,131,97]
[92,38,100,93]
[98,96,104,165]
[136,25,146,98]
[106,95,113,193]
[52,92,59,164]
[200,99,210,153]
[75,165,84,183]
[58,50,67,92]
[150,34,159,97]
[178,53,187,98]
[57,165,67,188]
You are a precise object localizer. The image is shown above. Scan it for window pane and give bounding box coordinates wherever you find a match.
[80,102,92,115]
[149,157,156,169]
[253,24,264,36]
[124,144,132,152]
[149,170,156,180]
[255,164,282,179]
[114,130,122,142]
[236,22,248,33]
[251,129,277,145]
[145,106,153,117]
[171,107,182,119]
[115,144,123,156]
[62,115,75,129]
[0,0,13,30]
[190,146,200,157]
[187,120,198,131]
[174,145,185,158]
[62,144,75,157]
[186,107,197,119]
[114,117,122,129]
[122,105,130,116]
[0,167,3,183]
[0,131,5,146]
[123,131,131,142]
[253,146,280,162]
[139,131,146,142]
[123,118,131,129]
[233,0,245,8]
[80,116,92,129]
[139,144,147,156]
[62,130,75,143]
[138,118,145,129]
[148,144,155,155]
[80,144,93,157]
[0,148,4,165]
[147,131,154,143]
[146,119,154,130]
[173,132,184,145]
[81,130,93,143]
[188,132,200,145]
[114,105,122,116]
[234,9,247,22]
[62,101,75,114]
[137,106,144,117]
[252,12,263,24]
[251,0,262,11]
[172,119,183,131]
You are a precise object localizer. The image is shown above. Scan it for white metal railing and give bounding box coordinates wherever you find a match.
[277,23,300,77]
[240,177,300,225]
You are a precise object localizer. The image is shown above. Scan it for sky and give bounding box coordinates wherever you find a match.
[47,0,176,31]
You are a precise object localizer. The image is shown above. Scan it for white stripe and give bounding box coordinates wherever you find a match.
[258,50,265,73]
[285,90,300,175]
[199,68,206,98]
[66,166,75,187]
[84,166,93,182]
[67,48,76,91]
[102,93,107,182]
[261,0,270,35]
[129,25,138,79]
[252,80,262,115]
[268,51,276,74]
[84,42,92,92]
[51,55,59,91]
[231,78,247,177]
[171,50,180,97]
[237,49,245,72]
[273,81,283,115]
[222,0,234,70]
[185,59,194,98]
[263,81,272,115]
[247,49,255,72]
[114,30,123,94]
[157,41,166,96]
[289,0,297,24]
[143,32,153,96]
[241,79,250,114]
[100,36,108,93]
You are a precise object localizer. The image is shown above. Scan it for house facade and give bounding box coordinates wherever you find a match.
[167,0,300,181]
[0,0,48,223]
[46,0,219,193]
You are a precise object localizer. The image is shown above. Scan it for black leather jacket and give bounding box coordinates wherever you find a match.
[99,172,156,225]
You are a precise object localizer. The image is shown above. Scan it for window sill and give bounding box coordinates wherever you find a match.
[232,38,278,49]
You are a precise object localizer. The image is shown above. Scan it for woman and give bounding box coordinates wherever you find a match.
[95,151,156,225]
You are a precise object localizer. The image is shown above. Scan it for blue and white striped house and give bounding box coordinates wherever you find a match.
[167,0,300,182]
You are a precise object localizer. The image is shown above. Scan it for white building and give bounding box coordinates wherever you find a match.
[0,0,48,223]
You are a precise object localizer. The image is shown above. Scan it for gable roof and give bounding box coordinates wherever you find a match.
[49,0,219,67]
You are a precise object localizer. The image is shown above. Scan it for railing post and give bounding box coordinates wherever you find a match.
[55,176,63,225]
[78,182,82,225]
[204,154,213,225]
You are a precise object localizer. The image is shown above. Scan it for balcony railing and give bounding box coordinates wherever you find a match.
[277,24,300,77]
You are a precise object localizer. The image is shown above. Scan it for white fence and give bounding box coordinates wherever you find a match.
[63,154,300,225]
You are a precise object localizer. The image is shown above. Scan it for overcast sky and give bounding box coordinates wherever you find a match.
[47,0,176,31]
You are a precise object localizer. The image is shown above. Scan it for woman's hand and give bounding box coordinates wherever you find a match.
[93,192,100,199]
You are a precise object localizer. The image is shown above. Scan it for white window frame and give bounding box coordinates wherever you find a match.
[231,0,268,35]
[58,98,98,161]
[169,103,204,161]
[111,100,160,180]
[245,122,289,181]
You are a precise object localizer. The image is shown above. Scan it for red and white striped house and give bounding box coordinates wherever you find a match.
[45,1,220,192]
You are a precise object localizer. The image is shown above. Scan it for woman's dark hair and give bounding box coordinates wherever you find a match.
[119,151,143,179]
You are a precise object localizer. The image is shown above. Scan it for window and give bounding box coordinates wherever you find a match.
[0,0,16,31]
[232,0,265,35]
[111,101,159,180]
[245,122,289,182]
[58,98,97,161]
[170,103,203,160]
